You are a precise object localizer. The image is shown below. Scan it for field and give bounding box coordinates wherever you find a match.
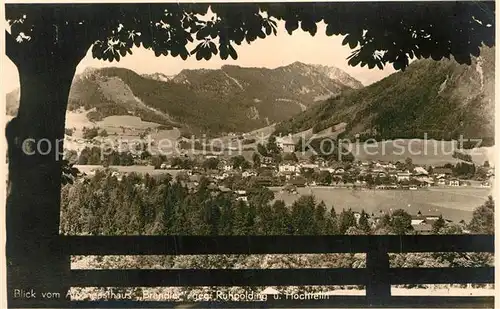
[271,186,492,222]
[345,139,495,166]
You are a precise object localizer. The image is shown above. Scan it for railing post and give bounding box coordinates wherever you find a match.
[366,237,391,305]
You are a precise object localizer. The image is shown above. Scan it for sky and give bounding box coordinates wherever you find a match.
[3,21,397,94]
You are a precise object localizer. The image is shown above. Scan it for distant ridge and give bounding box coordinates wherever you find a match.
[7,62,362,135]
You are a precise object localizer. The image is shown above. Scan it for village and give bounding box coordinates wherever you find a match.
[72,132,495,191]
[67,131,494,236]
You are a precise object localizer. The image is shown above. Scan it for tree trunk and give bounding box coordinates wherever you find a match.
[6,45,84,306]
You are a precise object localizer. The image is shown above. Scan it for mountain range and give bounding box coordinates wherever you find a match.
[6,48,495,144]
[275,47,495,143]
[6,62,363,136]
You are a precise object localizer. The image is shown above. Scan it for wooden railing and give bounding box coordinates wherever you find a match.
[7,235,494,308]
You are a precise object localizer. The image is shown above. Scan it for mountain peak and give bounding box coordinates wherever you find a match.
[278,62,363,89]
[142,72,176,82]
[283,61,312,70]
[311,64,364,89]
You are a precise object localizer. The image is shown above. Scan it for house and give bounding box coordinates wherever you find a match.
[236,196,248,202]
[319,167,336,173]
[236,190,248,202]
[417,178,434,187]
[397,171,411,182]
[205,154,220,159]
[438,178,447,186]
[214,172,230,180]
[276,135,296,153]
[411,216,425,225]
[433,167,453,178]
[334,168,345,175]
[280,170,295,180]
[242,170,257,178]
[218,186,232,193]
[260,156,273,167]
[413,166,429,176]
[160,163,172,169]
[411,213,442,226]
[385,162,397,170]
[449,179,460,187]
[300,163,319,170]
[423,214,441,221]
[314,157,328,167]
[460,181,471,187]
[412,223,434,234]
[279,163,298,173]
[218,160,233,171]
[481,181,491,188]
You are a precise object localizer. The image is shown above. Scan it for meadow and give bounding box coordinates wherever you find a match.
[271,186,492,222]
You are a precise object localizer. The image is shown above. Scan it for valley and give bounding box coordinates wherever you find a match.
[6,49,495,166]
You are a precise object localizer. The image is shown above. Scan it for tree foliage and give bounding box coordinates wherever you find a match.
[252,152,261,168]
[468,196,494,234]
[266,135,281,156]
[387,209,413,235]
[230,155,250,170]
[432,215,446,234]
[358,210,371,233]
[82,127,99,140]
[60,173,345,236]
[338,208,357,235]
[6,2,495,71]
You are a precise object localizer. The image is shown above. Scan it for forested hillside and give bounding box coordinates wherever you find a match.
[275,47,495,144]
[63,170,494,301]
